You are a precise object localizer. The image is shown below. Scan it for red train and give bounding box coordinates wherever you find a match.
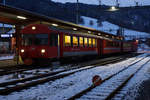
[19,24,138,65]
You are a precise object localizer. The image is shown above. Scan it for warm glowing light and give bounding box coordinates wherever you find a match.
[17,16,27,20]
[109,6,118,11]
[65,35,71,46]
[106,35,109,37]
[88,31,91,33]
[32,26,36,30]
[41,49,45,53]
[98,33,101,35]
[21,49,24,53]
[73,28,77,31]
[52,23,58,27]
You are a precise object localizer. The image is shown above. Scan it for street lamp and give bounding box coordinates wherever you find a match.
[108,6,118,11]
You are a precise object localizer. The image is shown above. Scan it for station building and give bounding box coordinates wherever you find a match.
[0,23,16,54]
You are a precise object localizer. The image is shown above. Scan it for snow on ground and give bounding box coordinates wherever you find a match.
[122,55,150,100]
[138,43,150,53]
[0,53,147,100]
[0,55,14,60]
[0,67,67,84]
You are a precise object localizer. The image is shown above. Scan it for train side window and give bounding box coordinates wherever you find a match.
[79,37,84,47]
[89,38,92,47]
[64,35,71,46]
[93,39,96,47]
[84,37,88,47]
[73,36,78,46]
[50,33,58,46]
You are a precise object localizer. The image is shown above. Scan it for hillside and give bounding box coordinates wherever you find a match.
[1,0,150,33]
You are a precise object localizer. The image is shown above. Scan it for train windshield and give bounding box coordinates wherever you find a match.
[22,34,48,46]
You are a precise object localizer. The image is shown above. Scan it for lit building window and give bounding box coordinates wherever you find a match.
[65,35,71,46]
[79,37,84,46]
[73,36,78,46]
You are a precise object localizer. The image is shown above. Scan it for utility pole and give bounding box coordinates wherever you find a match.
[116,0,119,7]
[76,0,79,24]
[98,0,101,7]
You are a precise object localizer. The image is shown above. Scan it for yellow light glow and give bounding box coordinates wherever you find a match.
[98,33,101,35]
[65,35,71,46]
[17,16,27,20]
[41,49,45,53]
[73,28,77,31]
[32,26,36,30]
[93,39,96,46]
[89,38,92,46]
[52,23,58,27]
[84,38,88,46]
[21,49,24,53]
[73,36,78,46]
[79,37,83,46]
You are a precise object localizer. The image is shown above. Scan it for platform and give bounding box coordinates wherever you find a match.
[0,54,23,68]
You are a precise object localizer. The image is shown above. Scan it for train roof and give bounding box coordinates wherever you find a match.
[22,23,123,42]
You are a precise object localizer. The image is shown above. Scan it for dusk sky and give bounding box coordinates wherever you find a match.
[52,0,150,7]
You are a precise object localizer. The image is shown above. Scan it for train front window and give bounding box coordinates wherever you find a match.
[22,34,34,46]
[22,34,48,46]
[35,34,48,45]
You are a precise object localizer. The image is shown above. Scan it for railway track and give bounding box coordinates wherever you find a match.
[0,65,29,76]
[67,55,150,100]
[0,53,139,77]
[0,54,137,95]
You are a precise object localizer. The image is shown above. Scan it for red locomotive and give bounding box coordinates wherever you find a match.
[19,24,138,65]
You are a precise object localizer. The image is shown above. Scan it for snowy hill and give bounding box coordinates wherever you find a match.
[79,16,150,40]
[52,0,150,7]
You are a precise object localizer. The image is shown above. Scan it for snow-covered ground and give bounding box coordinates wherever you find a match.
[0,53,149,100]
[138,43,150,53]
[0,55,14,60]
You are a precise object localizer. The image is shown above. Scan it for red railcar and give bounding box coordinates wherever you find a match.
[19,24,137,65]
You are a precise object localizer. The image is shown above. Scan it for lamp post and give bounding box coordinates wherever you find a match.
[116,0,119,7]
[76,0,79,24]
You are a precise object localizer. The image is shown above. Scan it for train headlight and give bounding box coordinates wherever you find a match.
[41,49,45,53]
[21,49,24,53]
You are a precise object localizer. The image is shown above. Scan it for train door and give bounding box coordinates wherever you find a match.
[49,33,58,58]
[97,39,103,56]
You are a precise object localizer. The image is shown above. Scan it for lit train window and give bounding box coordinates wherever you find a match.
[79,37,84,46]
[84,37,88,47]
[93,39,96,47]
[89,38,92,47]
[73,36,78,46]
[65,35,71,46]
